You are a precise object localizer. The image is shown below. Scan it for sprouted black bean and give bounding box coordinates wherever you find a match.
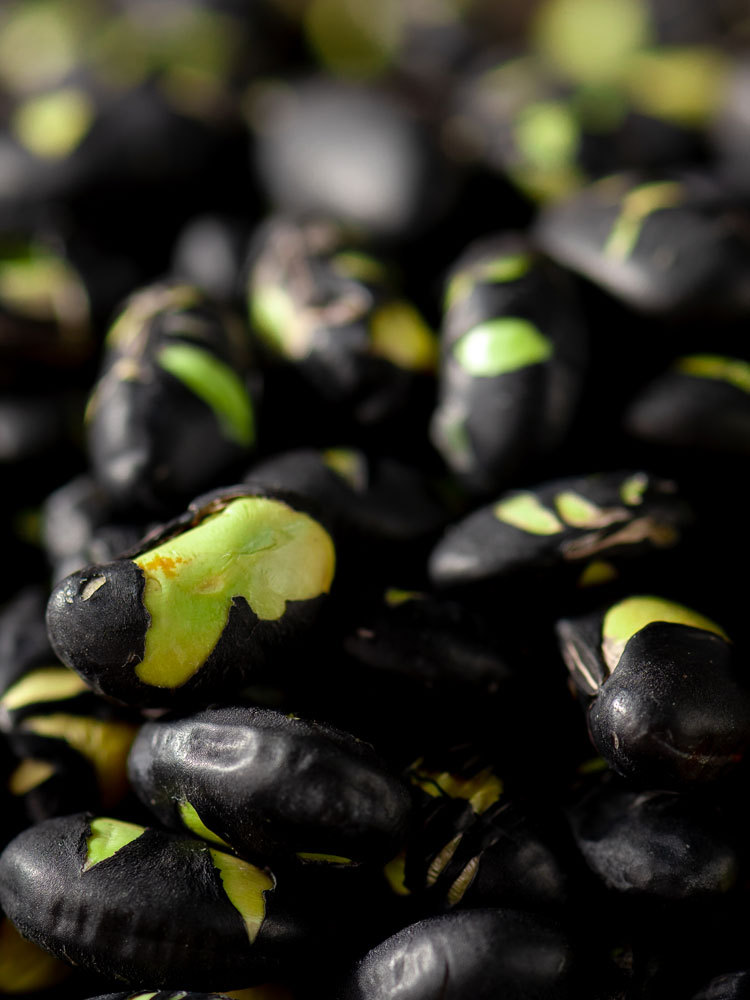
[4,1,750,999]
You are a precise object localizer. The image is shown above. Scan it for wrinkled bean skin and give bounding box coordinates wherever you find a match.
[0,813,301,989]
[336,908,577,1000]
[128,706,413,865]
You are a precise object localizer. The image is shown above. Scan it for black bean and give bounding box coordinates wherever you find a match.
[336,907,577,1000]
[45,488,336,707]
[557,595,750,785]
[86,282,258,514]
[430,233,587,495]
[429,469,691,593]
[127,705,412,866]
[623,353,750,456]
[534,171,750,315]
[567,775,739,901]
[0,813,297,989]
[244,216,437,428]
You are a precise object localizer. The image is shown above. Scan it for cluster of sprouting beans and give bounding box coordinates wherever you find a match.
[5,0,750,998]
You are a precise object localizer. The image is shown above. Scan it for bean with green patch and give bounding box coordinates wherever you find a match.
[556,595,750,785]
[0,814,297,989]
[45,487,336,707]
[430,233,587,495]
[534,172,750,314]
[429,470,691,592]
[245,217,437,427]
[85,282,258,514]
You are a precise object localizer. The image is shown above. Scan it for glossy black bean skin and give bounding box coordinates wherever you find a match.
[128,706,412,865]
[558,608,750,786]
[46,557,150,704]
[0,813,295,989]
[590,624,750,785]
[336,908,576,1000]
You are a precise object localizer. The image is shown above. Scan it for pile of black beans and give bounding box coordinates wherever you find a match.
[5,0,750,998]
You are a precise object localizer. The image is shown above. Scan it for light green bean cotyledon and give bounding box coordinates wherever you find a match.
[132,497,336,689]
